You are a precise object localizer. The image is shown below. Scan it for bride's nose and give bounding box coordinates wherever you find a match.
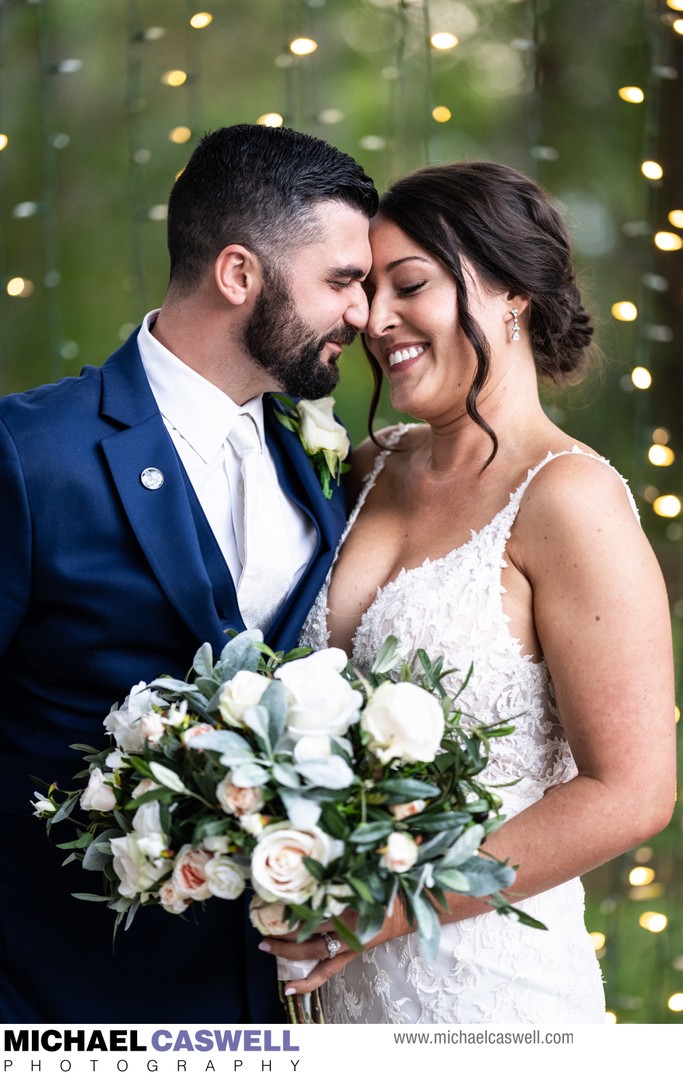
[365,290,398,339]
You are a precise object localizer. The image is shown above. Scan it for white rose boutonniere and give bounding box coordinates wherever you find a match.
[273,394,350,499]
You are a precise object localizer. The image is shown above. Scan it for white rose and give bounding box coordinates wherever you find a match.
[249,897,299,937]
[240,812,266,836]
[202,835,230,855]
[80,768,117,812]
[251,823,343,905]
[166,701,189,728]
[31,793,56,818]
[216,775,265,817]
[105,748,129,772]
[131,778,161,799]
[104,682,165,754]
[218,671,271,728]
[139,712,166,744]
[293,735,333,763]
[172,844,213,901]
[297,398,350,467]
[390,799,427,821]
[130,799,167,862]
[361,681,444,764]
[275,649,361,740]
[204,855,247,900]
[159,880,191,914]
[380,831,419,873]
[110,834,168,897]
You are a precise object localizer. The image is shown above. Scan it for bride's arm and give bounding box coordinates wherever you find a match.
[265,455,676,993]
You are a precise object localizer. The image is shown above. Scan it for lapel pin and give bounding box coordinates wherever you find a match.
[140,467,164,490]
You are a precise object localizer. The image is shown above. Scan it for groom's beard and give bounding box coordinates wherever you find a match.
[244,267,356,399]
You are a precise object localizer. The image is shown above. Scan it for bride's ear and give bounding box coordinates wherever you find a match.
[506,292,529,316]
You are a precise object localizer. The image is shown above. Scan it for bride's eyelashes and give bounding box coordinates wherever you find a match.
[397,281,427,296]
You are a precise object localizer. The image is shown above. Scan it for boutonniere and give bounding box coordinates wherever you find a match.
[273,394,350,500]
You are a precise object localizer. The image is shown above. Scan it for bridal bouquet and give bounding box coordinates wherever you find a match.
[33,630,539,1022]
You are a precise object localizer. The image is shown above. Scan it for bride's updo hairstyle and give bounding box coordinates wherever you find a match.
[367,160,594,461]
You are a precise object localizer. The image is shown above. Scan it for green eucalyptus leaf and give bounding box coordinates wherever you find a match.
[440,824,485,867]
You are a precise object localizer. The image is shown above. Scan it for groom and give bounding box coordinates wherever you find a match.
[0,124,376,1022]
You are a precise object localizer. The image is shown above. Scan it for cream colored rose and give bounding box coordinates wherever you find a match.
[296,398,350,468]
[380,831,419,873]
[250,823,343,904]
[80,767,117,812]
[172,845,213,901]
[139,711,165,744]
[249,897,299,936]
[218,670,271,728]
[216,775,265,817]
[361,681,444,764]
[159,880,191,914]
[204,856,247,900]
[181,722,215,745]
[275,649,361,740]
[389,799,427,821]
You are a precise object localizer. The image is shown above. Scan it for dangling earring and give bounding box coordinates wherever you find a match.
[510,308,520,342]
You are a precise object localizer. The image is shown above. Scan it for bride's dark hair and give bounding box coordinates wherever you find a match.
[366,161,594,462]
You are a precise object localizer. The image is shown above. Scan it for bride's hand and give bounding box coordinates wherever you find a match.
[258,903,411,995]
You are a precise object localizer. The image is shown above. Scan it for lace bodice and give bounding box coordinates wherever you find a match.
[301,426,637,816]
[299,427,630,1023]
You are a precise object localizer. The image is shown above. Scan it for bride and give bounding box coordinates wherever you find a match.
[262,161,676,1023]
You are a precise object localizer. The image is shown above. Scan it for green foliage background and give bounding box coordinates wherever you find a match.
[0,0,681,1022]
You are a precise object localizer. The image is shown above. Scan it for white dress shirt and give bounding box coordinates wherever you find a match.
[137,310,316,628]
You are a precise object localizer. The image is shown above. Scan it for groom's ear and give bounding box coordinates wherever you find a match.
[214,244,262,307]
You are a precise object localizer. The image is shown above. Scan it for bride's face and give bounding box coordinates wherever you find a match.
[364,216,508,423]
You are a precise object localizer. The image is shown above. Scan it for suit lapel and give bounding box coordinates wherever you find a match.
[263,395,347,648]
[99,335,241,653]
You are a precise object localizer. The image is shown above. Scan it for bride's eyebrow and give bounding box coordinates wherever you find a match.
[384,255,431,272]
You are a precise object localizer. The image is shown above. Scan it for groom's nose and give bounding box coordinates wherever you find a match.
[342,283,369,331]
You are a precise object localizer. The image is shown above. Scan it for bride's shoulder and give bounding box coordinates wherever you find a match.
[516,444,640,539]
[347,423,419,501]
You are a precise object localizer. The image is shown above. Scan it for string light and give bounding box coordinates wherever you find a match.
[668,994,683,1013]
[256,113,284,127]
[629,867,656,886]
[653,495,682,518]
[673,19,683,34]
[431,105,451,122]
[668,209,683,228]
[289,38,318,56]
[648,444,675,466]
[631,367,652,389]
[0,133,8,151]
[590,931,606,950]
[169,126,192,144]
[618,86,644,103]
[189,13,213,30]
[653,427,671,444]
[161,69,188,86]
[654,231,683,250]
[639,911,668,933]
[666,0,683,9]
[641,160,664,180]
[612,301,638,321]
[6,277,34,298]
[430,32,458,50]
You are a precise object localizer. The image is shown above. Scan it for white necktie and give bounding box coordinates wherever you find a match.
[228,413,293,632]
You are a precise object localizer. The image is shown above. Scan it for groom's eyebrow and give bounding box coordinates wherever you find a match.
[328,265,368,280]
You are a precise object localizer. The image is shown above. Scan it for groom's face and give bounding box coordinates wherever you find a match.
[244,201,372,399]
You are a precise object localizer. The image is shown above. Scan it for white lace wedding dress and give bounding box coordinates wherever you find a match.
[300,427,623,1024]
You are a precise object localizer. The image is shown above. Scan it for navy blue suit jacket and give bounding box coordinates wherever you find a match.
[0,331,347,1022]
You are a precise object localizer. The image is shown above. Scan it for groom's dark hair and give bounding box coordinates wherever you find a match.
[166,123,377,293]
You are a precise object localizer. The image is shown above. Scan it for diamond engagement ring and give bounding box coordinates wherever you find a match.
[322,932,342,959]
